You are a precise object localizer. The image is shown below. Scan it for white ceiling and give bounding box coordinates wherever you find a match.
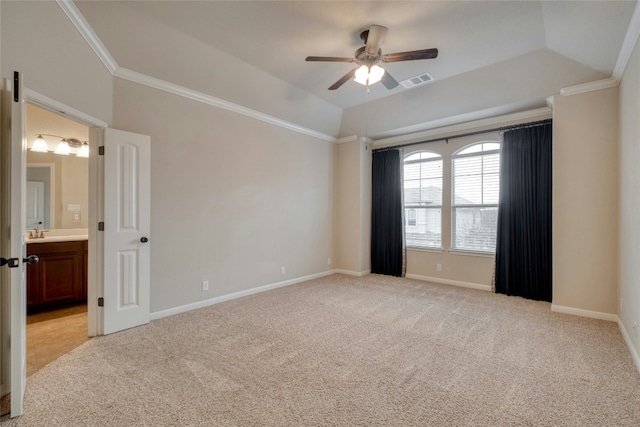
[74,1,636,111]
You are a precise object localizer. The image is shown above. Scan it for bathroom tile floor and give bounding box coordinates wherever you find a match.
[27,304,89,377]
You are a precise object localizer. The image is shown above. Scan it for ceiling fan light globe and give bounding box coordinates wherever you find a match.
[354,65,370,85]
[369,65,385,84]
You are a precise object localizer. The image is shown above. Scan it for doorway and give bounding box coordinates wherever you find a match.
[24,103,90,374]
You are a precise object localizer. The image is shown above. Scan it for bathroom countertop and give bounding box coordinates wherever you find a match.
[27,235,88,243]
[25,229,89,244]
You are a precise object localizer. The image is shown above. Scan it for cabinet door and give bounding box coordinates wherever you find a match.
[26,241,86,310]
[26,262,40,308]
[38,253,82,305]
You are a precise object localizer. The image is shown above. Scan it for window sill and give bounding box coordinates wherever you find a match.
[448,249,494,258]
[407,247,444,254]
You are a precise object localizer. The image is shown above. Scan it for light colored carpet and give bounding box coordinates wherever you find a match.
[1,273,639,426]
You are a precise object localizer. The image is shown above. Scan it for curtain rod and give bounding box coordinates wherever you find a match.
[372,118,552,152]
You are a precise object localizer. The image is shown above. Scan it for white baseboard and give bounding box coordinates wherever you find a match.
[618,318,640,375]
[150,270,336,321]
[405,273,491,292]
[618,318,640,373]
[333,269,370,277]
[550,304,618,322]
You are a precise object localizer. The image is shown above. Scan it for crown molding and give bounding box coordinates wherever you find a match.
[56,0,118,74]
[560,78,619,97]
[335,135,358,144]
[56,0,336,143]
[613,0,640,80]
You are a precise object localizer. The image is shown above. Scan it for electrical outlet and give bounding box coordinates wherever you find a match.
[281,266,286,275]
[437,263,442,272]
[201,280,209,292]
[327,258,332,265]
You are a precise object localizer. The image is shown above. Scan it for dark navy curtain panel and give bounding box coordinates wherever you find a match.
[371,149,404,277]
[495,122,552,302]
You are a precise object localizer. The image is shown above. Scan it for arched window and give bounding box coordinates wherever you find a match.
[451,141,500,252]
[403,151,442,248]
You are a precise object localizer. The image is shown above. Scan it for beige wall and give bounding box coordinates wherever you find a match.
[113,79,334,313]
[1,1,113,124]
[552,87,618,315]
[619,38,640,354]
[334,138,371,274]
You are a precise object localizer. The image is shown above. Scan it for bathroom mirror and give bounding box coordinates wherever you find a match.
[26,103,89,231]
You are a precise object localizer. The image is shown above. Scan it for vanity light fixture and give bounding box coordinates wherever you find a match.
[31,134,89,158]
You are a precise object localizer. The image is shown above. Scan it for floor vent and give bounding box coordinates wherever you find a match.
[400,72,434,89]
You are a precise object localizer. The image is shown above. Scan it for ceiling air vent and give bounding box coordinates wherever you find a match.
[400,72,434,89]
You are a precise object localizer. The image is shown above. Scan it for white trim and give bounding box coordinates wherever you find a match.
[24,88,108,128]
[560,78,619,97]
[407,247,445,254]
[333,269,371,277]
[613,0,640,80]
[335,135,358,144]
[550,304,618,322]
[150,270,336,321]
[618,318,640,374]
[448,249,494,258]
[405,273,491,292]
[56,0,118,74]
[373,107,552,148]
[546,96,554,109]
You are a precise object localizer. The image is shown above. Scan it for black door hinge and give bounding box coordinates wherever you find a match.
[98,297,104,307]
[98,222,104,231]
[98,146,105,155]
[13,71,19,102]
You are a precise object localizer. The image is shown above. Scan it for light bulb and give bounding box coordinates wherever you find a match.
[76,142,89,158]
[54,139,71,155]
[368,65,385,84]
[31,135,49,152]
[354,65,370,85]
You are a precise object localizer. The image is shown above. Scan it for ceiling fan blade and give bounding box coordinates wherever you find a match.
[365,25,388,56]
[329,68,358,90]
[382,48,438,63]
[381,71,399,90]
[306,56,354,62]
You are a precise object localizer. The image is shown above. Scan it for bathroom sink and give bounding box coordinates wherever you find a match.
[25,228,88,243]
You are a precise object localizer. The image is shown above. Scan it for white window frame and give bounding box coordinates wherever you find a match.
[403,151,443,249]
[451,141,501,254]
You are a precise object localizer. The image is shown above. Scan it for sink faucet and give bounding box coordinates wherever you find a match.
[29,227,45,239]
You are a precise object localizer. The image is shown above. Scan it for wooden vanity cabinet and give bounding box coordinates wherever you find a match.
[27,240,87,311]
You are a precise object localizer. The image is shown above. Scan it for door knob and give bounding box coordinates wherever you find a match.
[140,237,149,243]
[0,257,19,268]
[23,255,39,265]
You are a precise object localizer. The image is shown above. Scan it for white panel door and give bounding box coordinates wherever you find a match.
[2,73,28,417]
[103,128,150,335]
[25,181,44,229]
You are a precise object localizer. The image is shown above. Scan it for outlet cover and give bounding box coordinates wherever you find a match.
[201,280,209,291]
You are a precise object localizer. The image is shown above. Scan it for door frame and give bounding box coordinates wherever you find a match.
[24,88,107,336]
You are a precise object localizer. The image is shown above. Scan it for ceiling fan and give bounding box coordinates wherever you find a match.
[306,25,438,91]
